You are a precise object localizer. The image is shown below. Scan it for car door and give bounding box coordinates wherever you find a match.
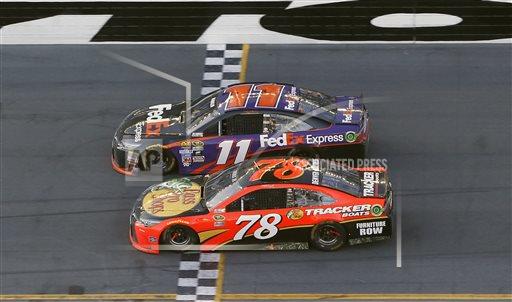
[192,113,265,174]
[220,187,291,246]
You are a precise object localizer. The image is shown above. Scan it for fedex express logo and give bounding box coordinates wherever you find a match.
[260,132,357,148]
[259,133,304,148]
[145,104,173,137]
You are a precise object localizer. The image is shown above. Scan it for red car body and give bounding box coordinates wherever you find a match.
[130,157,392,253]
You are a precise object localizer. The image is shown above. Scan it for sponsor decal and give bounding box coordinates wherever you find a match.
[306,134,344,145]
[312,171,320,185]
[286,209,304,220]
[182,155,192,166]
[179,149,193,155]
[134,121,144,142]
[287,133,305,145]
[142,180,202,217]
[371,204,383,216]
[284,99,296,111]
[192,140,204,147]
[148,236,158,243]
[305,204,382,217]
[356,220,386,236]
[166,219,191,225]
[145,104,173,137]
[191,132,203,138]
[342,111,353,123]
[214,208,226,213]
[341,102,354,123]
[345,131,358,143]
[260,133,288,148]
[192,155,205,163]
[213,214,225,222]
[362,172,379,197]
[147,104,172,121]
[214,221,225,227]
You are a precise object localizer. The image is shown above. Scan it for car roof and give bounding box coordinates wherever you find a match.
[237,157,363,196]
[215,82,298,114]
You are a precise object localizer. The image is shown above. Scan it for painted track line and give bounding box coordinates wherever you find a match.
[176,43,249,302]
[1,293,511,301]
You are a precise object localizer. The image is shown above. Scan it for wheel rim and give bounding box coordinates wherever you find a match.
[168,227,191,245]
[317,225,341,246]
[162,155,175,174]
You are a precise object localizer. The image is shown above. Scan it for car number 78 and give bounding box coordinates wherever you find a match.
[233,214,282,241]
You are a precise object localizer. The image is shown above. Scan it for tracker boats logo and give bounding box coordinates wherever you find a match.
[1,0,511,43]
[362,172,379,197]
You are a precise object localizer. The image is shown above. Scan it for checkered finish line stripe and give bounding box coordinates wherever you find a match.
[177,253,220,302]
[201,44,244,96]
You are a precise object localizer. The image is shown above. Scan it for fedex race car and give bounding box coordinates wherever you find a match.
[129,157,392,253]
[112,82,369,176]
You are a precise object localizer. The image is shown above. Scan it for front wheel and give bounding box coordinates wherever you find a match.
[139,148,176,175]
[161,225,199,251]
[310,222,347,251]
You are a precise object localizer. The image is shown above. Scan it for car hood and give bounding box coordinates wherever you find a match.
[138,176,209,219]
[119,102,187,140]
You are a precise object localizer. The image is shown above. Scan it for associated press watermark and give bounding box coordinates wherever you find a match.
[316,158,389,171]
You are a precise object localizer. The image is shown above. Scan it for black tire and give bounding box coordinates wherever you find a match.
[161,150,177,175]
[161,225,199,251]
[310,222,347,251]
[287,147,319,159]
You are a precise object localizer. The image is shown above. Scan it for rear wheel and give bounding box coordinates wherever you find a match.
[161,225,199,250]
[310,222,346,251]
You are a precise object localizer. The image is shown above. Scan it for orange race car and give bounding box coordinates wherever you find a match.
[129,157,392,253]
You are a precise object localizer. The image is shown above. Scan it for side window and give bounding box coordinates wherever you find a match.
[221,113,264,135]
[263,113,314,133]
[289,188,335,207]
[203,121,219,136]
[226,189,288,212]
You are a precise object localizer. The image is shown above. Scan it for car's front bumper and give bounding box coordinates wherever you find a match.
[129,215,160,254]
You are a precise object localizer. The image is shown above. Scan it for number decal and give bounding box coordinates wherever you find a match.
[234,214,282,241]
[234,140,251,164]
[224,83,285,111]
[216,139,251,165]
[224,84,253,110]
[249,158,310,181]
[254,213,281,239]
[249,158,285,181]
[254,84,285,108]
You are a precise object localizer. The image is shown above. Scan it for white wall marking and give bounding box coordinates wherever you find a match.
[0,15,111,44]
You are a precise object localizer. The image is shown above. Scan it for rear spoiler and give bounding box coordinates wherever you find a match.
[355,169,388,198]
[333,96,365,125]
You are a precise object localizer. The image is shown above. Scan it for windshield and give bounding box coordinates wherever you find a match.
[189,90,221,132]
[297,88,337,122]
[320,168,362,197]
[203,160,257,210]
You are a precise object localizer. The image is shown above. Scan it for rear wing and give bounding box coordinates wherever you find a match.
[333,96,365,125]
[355,169,389,198]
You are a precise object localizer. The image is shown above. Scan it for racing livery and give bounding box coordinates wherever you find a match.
[112,82,369,176]
[129,157,392,253]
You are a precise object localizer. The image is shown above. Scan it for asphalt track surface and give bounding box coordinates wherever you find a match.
[1,45,511,297]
